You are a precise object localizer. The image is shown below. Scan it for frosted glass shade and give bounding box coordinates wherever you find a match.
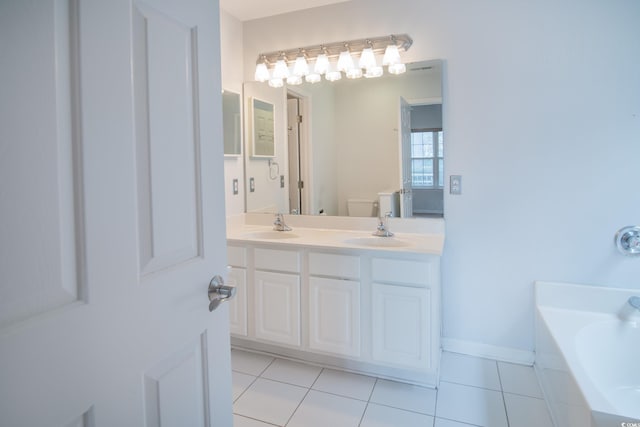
[286,75,303,85]
[388,63,406,75]
[337,50,355,72]
[305,73,321,83]
[273,59,290,79]
[293,56,309,77]
[268,78,284,88]
[382,44,401,66]
[359,48,376,70]
[346,68,363,79]
[314,54,330,75]
[364,65,384,78]
[254,63,270,82]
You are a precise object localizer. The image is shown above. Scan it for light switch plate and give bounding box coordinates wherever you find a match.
[232,179,238,195]
[280,175,285,188]
[450,175,462,195]
[249,177,255,192]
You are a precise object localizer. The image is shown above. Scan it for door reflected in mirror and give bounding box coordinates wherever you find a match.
[238,59,443,218]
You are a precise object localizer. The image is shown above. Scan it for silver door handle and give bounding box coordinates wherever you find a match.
[208,275,236,312]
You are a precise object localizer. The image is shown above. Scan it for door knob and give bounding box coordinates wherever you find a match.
[208,275,236,312]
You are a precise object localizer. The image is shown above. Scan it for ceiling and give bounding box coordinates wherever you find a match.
[220,0,352,22]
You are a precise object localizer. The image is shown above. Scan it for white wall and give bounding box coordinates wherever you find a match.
[241,0,640,358]
[298,83,339,215]
[220,10,245,215]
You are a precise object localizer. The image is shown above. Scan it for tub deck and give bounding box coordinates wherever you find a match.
[534,281,640,427]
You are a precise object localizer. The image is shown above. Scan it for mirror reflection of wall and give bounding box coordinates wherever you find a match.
[222,91,242,156]
[239,59,443,218]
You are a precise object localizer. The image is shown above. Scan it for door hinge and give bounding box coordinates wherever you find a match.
[298,181,304,189]
[297,115,303,124]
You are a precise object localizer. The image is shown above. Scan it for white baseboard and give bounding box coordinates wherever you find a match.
[442,338,535,365]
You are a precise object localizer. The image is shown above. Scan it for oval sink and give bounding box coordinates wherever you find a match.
[243,231,300,240]
[343,237,410,248]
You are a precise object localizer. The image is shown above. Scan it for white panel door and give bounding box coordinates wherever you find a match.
[371,283,431,370]
[399,96,413,218]
[0,1,232,426]
[254,271,301,347]
[309,277,360,357]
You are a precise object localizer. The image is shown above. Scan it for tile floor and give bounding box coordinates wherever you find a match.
[231,349,554,427]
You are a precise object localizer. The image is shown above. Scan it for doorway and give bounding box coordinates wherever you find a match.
[286,91,310,215]
[400,97,444,217]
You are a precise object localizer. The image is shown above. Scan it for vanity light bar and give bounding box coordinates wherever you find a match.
[254,34,413,84]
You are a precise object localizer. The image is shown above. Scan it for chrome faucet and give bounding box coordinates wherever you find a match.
[373,212,394,237]
[628,296,640,311]
[273,213,292,231]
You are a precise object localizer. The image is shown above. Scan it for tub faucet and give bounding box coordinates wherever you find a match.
[373,212,394,237]
[628,296,640,311]
[273,213,292,232]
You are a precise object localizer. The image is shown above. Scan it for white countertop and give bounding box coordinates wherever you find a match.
[227,219,445,255]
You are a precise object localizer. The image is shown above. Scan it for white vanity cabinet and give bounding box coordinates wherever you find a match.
[227,246,247,336]
[253,248,301,347]
[227,241,441,387]
[308,252,361,357]
[374,257,441,375]
[371,258,437,371]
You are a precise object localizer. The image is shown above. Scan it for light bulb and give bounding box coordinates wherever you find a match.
[314,53,329,75]
[254,63,270,82]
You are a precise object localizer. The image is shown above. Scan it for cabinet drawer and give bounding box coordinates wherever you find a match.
[227,245,247,267]
[372,258,431,286]
[309,252,360,279]
[255,248,300,273]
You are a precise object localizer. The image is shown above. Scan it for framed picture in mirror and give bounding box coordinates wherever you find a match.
[251,97,275,157]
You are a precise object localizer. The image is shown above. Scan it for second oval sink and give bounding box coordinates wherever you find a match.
[243,231,300,240]
[343,237,410,248]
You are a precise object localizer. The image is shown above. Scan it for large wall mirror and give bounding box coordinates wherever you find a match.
[237,59,443,218]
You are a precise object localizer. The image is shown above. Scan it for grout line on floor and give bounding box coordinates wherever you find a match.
[233,373,259,404]
[234,413,281,427]
[283,385,311,427]
[496,361,511,427]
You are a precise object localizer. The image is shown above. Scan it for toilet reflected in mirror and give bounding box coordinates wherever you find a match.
[346,199,378,217]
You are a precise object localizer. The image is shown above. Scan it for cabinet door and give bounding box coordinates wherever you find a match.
[372,283,431,370]
[254,271,301,347]
[309,277,360,357]
[228,267,247,336]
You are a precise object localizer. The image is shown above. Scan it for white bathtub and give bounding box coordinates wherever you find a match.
[535,281,640,427]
